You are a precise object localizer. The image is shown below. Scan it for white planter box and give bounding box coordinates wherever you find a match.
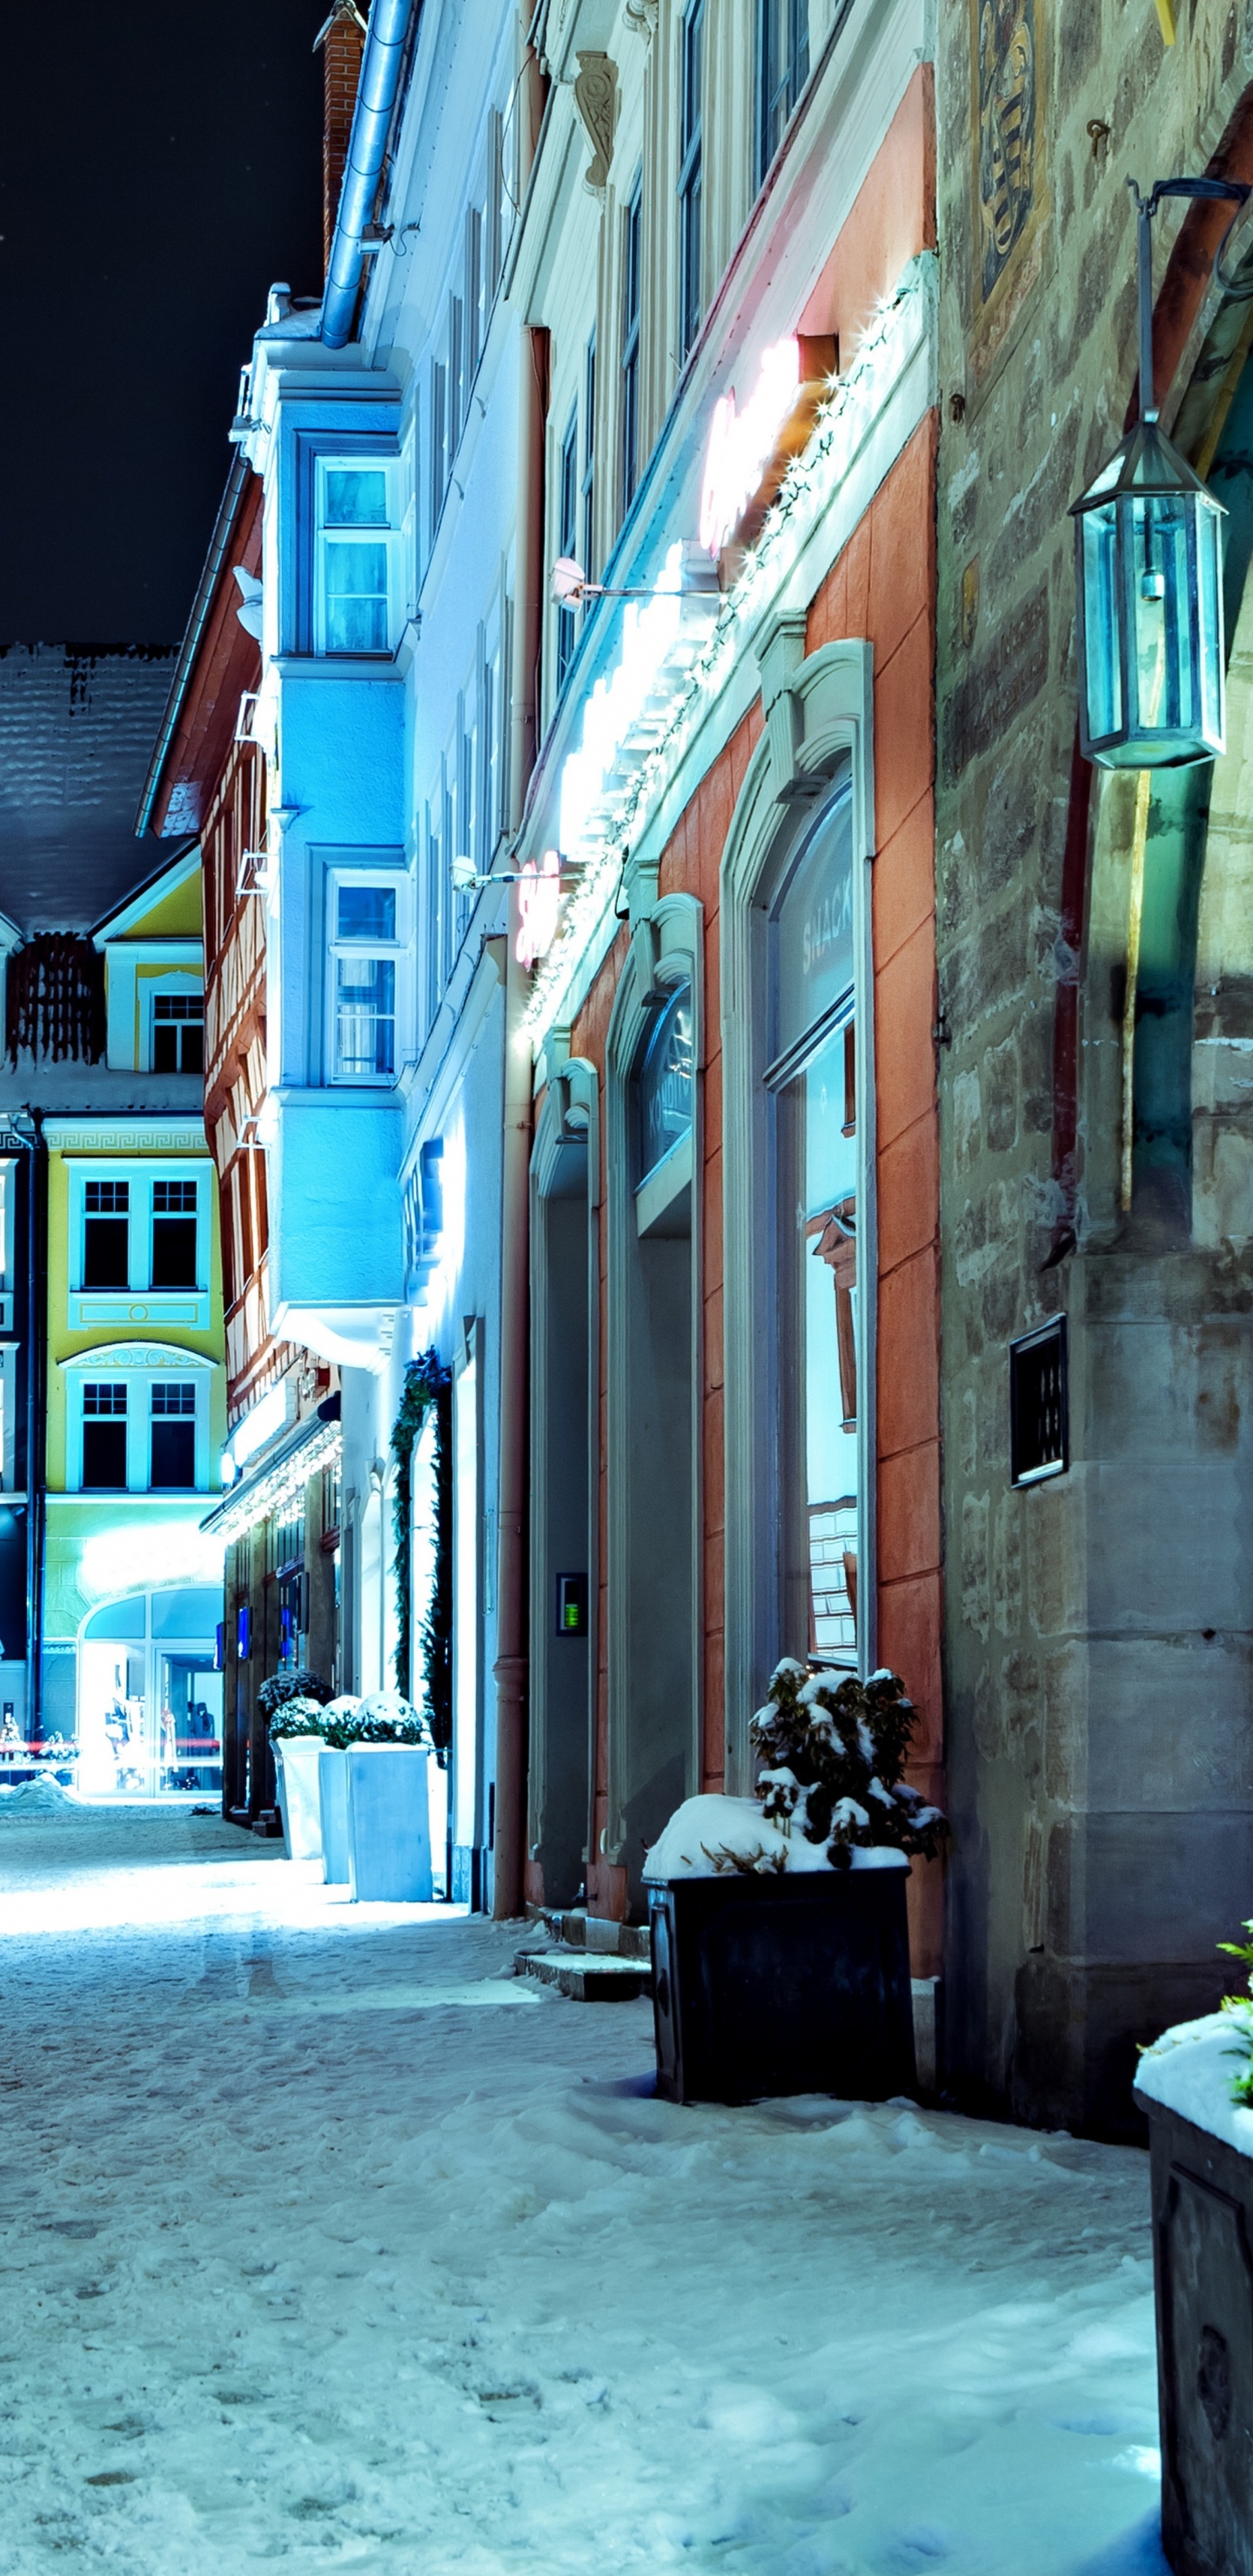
[345,1746,432,1902]
[276,1739,324,1862]
[318,1748,351,1884]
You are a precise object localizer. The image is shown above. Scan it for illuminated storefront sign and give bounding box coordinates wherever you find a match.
[700,339,802,557]
[557,543,692,862]
[516,848,562,970]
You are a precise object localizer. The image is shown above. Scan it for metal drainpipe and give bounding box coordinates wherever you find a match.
[320,0,413,351]
[5,1117,45,1744]
[492,30,550,1920]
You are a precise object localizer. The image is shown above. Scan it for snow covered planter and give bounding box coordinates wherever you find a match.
[1135,1941,1253,2575]
[314,1694,435,1902]
[262,1673,332,1864]
[643,1663,947,2107]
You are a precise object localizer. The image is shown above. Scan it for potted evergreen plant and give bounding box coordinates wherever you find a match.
[645,1661,947,2106]
[261,1669,332,1862]
[344,1694,435,1902]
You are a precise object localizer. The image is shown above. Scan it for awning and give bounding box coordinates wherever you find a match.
[200,1392,341,1544]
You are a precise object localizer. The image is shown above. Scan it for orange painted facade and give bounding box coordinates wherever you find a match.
[562,411,941,1962]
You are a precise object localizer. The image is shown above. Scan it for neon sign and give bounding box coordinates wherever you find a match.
[699,338,802,557]
[516,847,562,970]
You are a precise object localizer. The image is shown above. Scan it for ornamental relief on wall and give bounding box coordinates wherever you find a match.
[969,0,1049,384]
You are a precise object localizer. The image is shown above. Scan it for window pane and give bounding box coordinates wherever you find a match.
[324,468,388,527]
[324,540,389,654]
[83,1419,128,1490]
[636,984,694,1180]
[336,958,396,1077]
[151,1419,196,1489]
[83,1383,127,1415]
[770,775,854,1063]
[151,1381,197,1416]
[83,1218,130,1290]
[779,1022,859,1667]
[151,1218,198,1290]
[337,885,397,943]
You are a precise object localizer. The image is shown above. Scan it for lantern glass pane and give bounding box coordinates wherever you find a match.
[1128,494,1195,742]
[1196,499,1223,747]
[1081,504,1121,745]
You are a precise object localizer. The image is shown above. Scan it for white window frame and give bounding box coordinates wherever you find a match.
[67,1158,210,1331]
[63,1345,217,1495]
[144,975,204,1075]
[0,1159,15,1333]
[326,864,411,1088]
[0,1342,16,1491]
[313,455,400,659]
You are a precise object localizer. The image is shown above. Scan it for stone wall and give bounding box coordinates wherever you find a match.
[935,0,1253,2133]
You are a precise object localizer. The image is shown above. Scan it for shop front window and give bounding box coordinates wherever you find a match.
[767,773,859,1668]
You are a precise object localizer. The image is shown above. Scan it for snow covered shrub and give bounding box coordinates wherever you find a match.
[750,1661,948,1871]
[258,1668,332,1736]
[354,1690,432,1748]
[1217,1923,1253,2103]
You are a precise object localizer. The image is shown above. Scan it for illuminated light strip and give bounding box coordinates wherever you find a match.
[204,1418,343,1545]
[523,253,937,1043]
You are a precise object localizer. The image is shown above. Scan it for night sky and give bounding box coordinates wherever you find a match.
[0,2,325,647]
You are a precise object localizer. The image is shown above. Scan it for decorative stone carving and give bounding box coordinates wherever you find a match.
[625,0,659,35]
[573,52,619,197]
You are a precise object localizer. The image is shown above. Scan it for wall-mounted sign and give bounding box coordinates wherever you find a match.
[516,848,563,971]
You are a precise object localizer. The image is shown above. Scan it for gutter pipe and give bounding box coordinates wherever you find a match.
[321,0,412,351]
[3,1117,45,1746]
[492,28,551,1922]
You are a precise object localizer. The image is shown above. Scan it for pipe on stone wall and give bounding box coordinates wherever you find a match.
[492,27,551,1921]
[320,0,412,352]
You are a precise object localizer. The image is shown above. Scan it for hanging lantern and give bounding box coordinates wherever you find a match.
[1070,418,1224,767]
[1069,175,1249,770]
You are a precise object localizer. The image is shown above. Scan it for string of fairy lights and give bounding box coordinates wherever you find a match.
[521,250,938,1044]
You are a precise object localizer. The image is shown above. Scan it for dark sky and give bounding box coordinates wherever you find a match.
[0,2,325,647]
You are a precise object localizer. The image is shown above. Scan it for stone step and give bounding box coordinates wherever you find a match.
[514,1946,652,2003]
[525,1904,651,1962]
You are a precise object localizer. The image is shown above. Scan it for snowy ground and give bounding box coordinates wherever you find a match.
[0,1794,1168,2575]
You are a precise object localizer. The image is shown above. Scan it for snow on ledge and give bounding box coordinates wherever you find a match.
[1134,2011,1253,2160]
[642,1793,910,1884]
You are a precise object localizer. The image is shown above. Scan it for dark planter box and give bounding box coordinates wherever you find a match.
[648,1865,916,2107]
[1136,2088,1253,2576]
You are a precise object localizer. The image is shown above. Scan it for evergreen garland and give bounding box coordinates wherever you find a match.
[391,1349,452,1764]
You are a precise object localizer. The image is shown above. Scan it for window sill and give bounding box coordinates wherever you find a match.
[69,1290,211,1332]
[271,654,401,679]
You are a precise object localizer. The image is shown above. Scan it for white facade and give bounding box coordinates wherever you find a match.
[236,0,523,1902]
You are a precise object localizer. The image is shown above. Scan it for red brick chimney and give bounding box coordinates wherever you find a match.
[317,3,367,279]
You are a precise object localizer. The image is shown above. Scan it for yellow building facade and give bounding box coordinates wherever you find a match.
[40,852,228,1794]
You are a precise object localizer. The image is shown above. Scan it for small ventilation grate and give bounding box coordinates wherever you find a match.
[1009,1315,1069,1487]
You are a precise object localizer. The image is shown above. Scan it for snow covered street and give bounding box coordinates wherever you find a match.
[0,1795,1168,2575]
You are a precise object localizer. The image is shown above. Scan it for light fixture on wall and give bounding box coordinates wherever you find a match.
[550,541,718,607]
[1069,173,1250,768]
[449,849,579,895]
